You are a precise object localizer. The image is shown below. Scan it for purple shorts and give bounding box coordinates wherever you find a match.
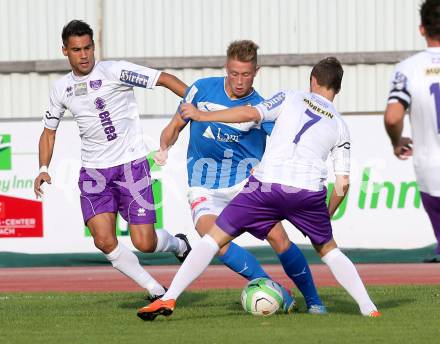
[78,158,156,225]
[216,176,333,245]
[420,192,440,254]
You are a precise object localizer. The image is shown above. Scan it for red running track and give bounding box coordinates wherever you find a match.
[0,264,439,292]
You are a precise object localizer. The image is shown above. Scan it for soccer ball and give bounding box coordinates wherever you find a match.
[241,277,283,316]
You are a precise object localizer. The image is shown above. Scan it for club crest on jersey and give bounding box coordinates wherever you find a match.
[94,97,106,111]
[392,72,408,91]
[261,92,285,110]
[74,82,88,96]
[89,79,102,90]
[120,70,149,88]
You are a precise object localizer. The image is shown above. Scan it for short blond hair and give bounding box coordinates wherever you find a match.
[226,40,259,66]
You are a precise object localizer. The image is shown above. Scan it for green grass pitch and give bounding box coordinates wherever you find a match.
[1,285,439,344]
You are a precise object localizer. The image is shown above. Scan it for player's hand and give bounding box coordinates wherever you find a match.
[153,149,168,166]
[180,103,202,121]
[34,172,51,198]
[393,137,413,160]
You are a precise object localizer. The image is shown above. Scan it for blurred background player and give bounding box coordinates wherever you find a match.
[138,57,381,320]
[152,40,325,313]
[384,0,440,263]
[33,20,191,300]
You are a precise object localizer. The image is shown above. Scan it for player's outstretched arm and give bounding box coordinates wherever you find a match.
[328,174,349,218]
[384,102,413,159]
[34,128,56,198]
[154,112,188,166]
[156,72,188,97]
[180,103,260,123]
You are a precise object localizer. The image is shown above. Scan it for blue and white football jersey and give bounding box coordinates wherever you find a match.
[184,77,273,189]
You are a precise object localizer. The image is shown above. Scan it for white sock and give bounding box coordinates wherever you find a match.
[154,229,185,255]
[321,248,377,316]
[105,242,165,296]
[163,234,219,300]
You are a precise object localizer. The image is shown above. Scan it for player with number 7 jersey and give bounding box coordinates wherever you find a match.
[140,58,380,320]
[247,90,349,191]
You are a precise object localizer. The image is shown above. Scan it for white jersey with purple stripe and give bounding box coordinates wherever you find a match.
[44,60,161,168]
[254,90,350,191]
[387,47,440,196]
[184,77,274,189]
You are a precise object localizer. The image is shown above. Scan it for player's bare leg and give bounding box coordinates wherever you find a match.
[266,223,291,254]
[87,212,118,254]
[87,212,164,297]
[314,239,380,317]
[129,223,189,261]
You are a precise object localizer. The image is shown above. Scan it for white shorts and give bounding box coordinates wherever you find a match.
[188,180,247,225]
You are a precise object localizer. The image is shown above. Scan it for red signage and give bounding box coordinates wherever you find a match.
[0,194,43,237]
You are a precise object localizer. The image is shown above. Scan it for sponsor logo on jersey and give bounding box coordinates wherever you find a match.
[303,98,334,119]
[216,128,240,142]
[202,126,215,139]
[261,92,285,110]
[74,82,88,96]
[120,70,149,88]
[89,79,102,90]
[426,67,440,76]
[94,97,106,111]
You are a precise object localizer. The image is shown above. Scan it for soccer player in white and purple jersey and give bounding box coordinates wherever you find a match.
[385,0,440,263]
[138,57,381,320]
[33,20,191,300]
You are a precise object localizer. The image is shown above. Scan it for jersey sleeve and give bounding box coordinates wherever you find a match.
[43,85,66,130]
[112,60,161,89]
[330,119,350,175]
[183,82,200,105]
[255,91,287,122]
[387,63,411,110]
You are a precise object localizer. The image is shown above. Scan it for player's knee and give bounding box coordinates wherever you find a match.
[93,237,117,254]
[132,239,156,253]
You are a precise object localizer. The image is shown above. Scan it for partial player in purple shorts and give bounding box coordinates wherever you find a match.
[78,158,156,225]
[420,192,440,260]
[216,176,333,245]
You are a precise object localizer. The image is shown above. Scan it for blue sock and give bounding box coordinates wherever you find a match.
[278,243,322,308]
[219,242,269,280]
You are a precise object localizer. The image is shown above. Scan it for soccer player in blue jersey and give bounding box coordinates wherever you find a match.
[149,40,325,314]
